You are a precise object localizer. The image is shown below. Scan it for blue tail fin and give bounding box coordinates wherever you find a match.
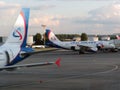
[45,29,60,47]
[6,8,30,48]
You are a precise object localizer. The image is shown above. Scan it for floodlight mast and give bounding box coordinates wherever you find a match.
[41,24,46,45]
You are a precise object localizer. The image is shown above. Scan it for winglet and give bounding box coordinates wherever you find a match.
[55,58,61,67]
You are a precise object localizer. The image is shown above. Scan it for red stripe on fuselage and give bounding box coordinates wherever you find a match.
[20,11,26,47]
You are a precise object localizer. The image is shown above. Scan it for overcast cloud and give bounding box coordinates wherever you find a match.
[0,0,119,36]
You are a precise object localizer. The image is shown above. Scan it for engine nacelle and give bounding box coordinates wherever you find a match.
[0,50,18,71]
[90,47,98,52]
[0,51,10,68]
[96,43,104,50]
[71,46,80,51]
[5,51,11,65]
[0,52,6,67]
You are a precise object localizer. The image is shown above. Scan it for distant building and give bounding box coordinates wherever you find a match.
[73,35,98,41]
[87,35,98,41]
[0,35,34,46]
[100,35,110,41]
[73,37,81,41]
[27,35,34,46]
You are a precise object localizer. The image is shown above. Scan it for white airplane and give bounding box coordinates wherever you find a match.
[0,8,60,71]
[116,35,120,40]
[45,29,116,54]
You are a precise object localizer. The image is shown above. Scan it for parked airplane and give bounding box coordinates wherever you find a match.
[116,35,120,40]
[0,8,60,71]
[45,29,116,54]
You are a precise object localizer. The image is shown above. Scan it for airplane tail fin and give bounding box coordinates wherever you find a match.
[5,8,30,48]
[116,35,120,40]
[45,29,60,46]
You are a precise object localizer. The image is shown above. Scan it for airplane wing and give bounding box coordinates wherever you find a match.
[77,44,98,52]
[0,58,61,71]
[20,48,59,56]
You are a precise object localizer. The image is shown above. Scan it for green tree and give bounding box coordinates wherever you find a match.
[81,33,88,41]
[110,35,116,40]
[56,34,80,41]
[33,33,43,45]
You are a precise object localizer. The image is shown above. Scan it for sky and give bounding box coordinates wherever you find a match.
[0,0,120,36]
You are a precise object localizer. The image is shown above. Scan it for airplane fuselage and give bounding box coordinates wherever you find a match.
[46,29,116,53]
[48,40,115,52]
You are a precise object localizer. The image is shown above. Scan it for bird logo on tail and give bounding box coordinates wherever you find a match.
[13,27,23,40]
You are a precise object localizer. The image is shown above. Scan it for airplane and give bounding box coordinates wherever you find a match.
[116,35,120,40]
[0,8,60,71]
[45,29,117,54]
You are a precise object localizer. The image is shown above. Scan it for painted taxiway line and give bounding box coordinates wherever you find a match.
[44,64,119,82]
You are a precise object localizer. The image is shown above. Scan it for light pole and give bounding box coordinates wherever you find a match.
[41,24,46,45]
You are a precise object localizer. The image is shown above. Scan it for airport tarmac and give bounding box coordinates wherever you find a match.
[0,50,120,90]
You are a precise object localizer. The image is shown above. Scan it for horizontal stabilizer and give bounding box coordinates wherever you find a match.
[0,58,61,71]
[55,58,61,67]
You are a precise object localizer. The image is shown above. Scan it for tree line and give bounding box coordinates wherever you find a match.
[33,32,118,45]
[33,33,88,45]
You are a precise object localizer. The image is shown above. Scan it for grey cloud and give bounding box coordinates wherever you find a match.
[75,3,120,25]
[30,5,56,10]
[0,1,20,10]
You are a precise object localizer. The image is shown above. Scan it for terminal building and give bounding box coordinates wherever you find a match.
[87,35,98,41]
[0,36,34,46]
[100,35,110,41]
[73,35,99,41]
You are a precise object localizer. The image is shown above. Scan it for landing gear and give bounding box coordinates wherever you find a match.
[110,48,118,52]
[79,50,85,54]
[78,47,86,54]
